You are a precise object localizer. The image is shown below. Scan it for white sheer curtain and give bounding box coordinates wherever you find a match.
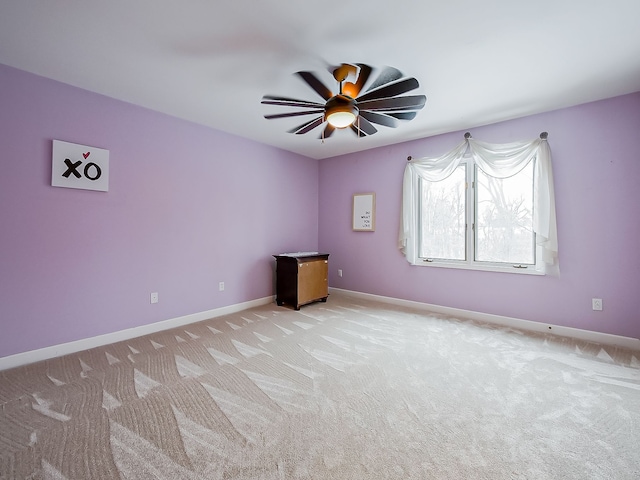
[399,140,468,264]
[399,135,559,275]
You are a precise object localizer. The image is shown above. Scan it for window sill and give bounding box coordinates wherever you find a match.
[415,259,544,276]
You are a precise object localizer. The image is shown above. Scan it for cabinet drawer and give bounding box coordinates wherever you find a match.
[298,259,328,305]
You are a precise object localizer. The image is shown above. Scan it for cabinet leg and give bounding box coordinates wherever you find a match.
[320,297,327,303]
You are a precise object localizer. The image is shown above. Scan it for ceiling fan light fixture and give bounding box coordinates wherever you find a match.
[326,109,357,128]
[325,95,359,129]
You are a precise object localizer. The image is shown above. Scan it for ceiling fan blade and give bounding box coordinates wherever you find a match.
[261,95,324,108]
[359,110,399,128]
[319,124,335,139]
[364,66,404,92]
[356,77,420,102]
[265,109,324,120]
[357,95,426,111]
[262,100,322,109]
[351,116,378,136]
[288,116,325,135]
[296,71,333,101]
[387,111,418,121]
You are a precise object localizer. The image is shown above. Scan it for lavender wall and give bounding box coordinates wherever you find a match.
[319,92,640,339]
[0,64,319,358]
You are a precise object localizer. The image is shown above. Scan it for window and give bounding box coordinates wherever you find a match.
[400,135,558,275]
[419,163,466,261]
[418,157,536,270]
[475,162,535,265]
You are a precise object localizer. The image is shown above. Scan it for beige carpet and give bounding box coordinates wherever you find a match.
[1,292,639,479]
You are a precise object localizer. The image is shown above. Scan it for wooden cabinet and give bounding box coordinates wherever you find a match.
[274,252,329,310]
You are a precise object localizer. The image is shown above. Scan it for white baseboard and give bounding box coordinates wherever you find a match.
[4,289,638,372]
[330,288,640,351]
[0,296,275,371]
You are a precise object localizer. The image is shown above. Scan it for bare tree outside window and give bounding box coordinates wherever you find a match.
[419,165,466,261]
[476,162,535,264]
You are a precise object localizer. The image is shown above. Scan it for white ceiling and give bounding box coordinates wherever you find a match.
[2,1,640,159]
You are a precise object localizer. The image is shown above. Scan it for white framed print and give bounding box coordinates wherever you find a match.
[352,193,375,231]
[52,140,109,192]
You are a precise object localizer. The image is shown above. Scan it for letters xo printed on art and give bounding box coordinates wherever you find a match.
[52,140,109,192]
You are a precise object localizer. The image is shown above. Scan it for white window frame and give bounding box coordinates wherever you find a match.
[417,155,542,275]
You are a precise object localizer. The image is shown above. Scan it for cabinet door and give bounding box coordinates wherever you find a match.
[298,259,328,305]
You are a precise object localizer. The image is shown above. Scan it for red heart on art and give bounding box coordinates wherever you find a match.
[83,152,90,159]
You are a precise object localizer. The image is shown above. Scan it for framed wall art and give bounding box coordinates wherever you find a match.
[52,139,110,192]
[352,193,375,231]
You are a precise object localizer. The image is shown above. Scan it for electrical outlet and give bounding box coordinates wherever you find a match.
[338,269,343,277]
[592,298,603,311]
[219,282,225,292]
[150,292,159,304]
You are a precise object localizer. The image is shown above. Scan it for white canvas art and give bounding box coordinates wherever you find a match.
[352,193,375,231]
[52,140,109,192]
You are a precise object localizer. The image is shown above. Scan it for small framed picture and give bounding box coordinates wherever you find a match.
[52,140,109,192]
[352,193,375,231]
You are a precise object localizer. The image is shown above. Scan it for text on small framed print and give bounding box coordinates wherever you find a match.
[352,193,375,231]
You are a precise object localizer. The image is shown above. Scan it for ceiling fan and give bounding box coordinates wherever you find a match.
[261,63,426,139]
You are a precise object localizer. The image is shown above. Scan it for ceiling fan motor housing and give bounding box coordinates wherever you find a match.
[324,94,359,128]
